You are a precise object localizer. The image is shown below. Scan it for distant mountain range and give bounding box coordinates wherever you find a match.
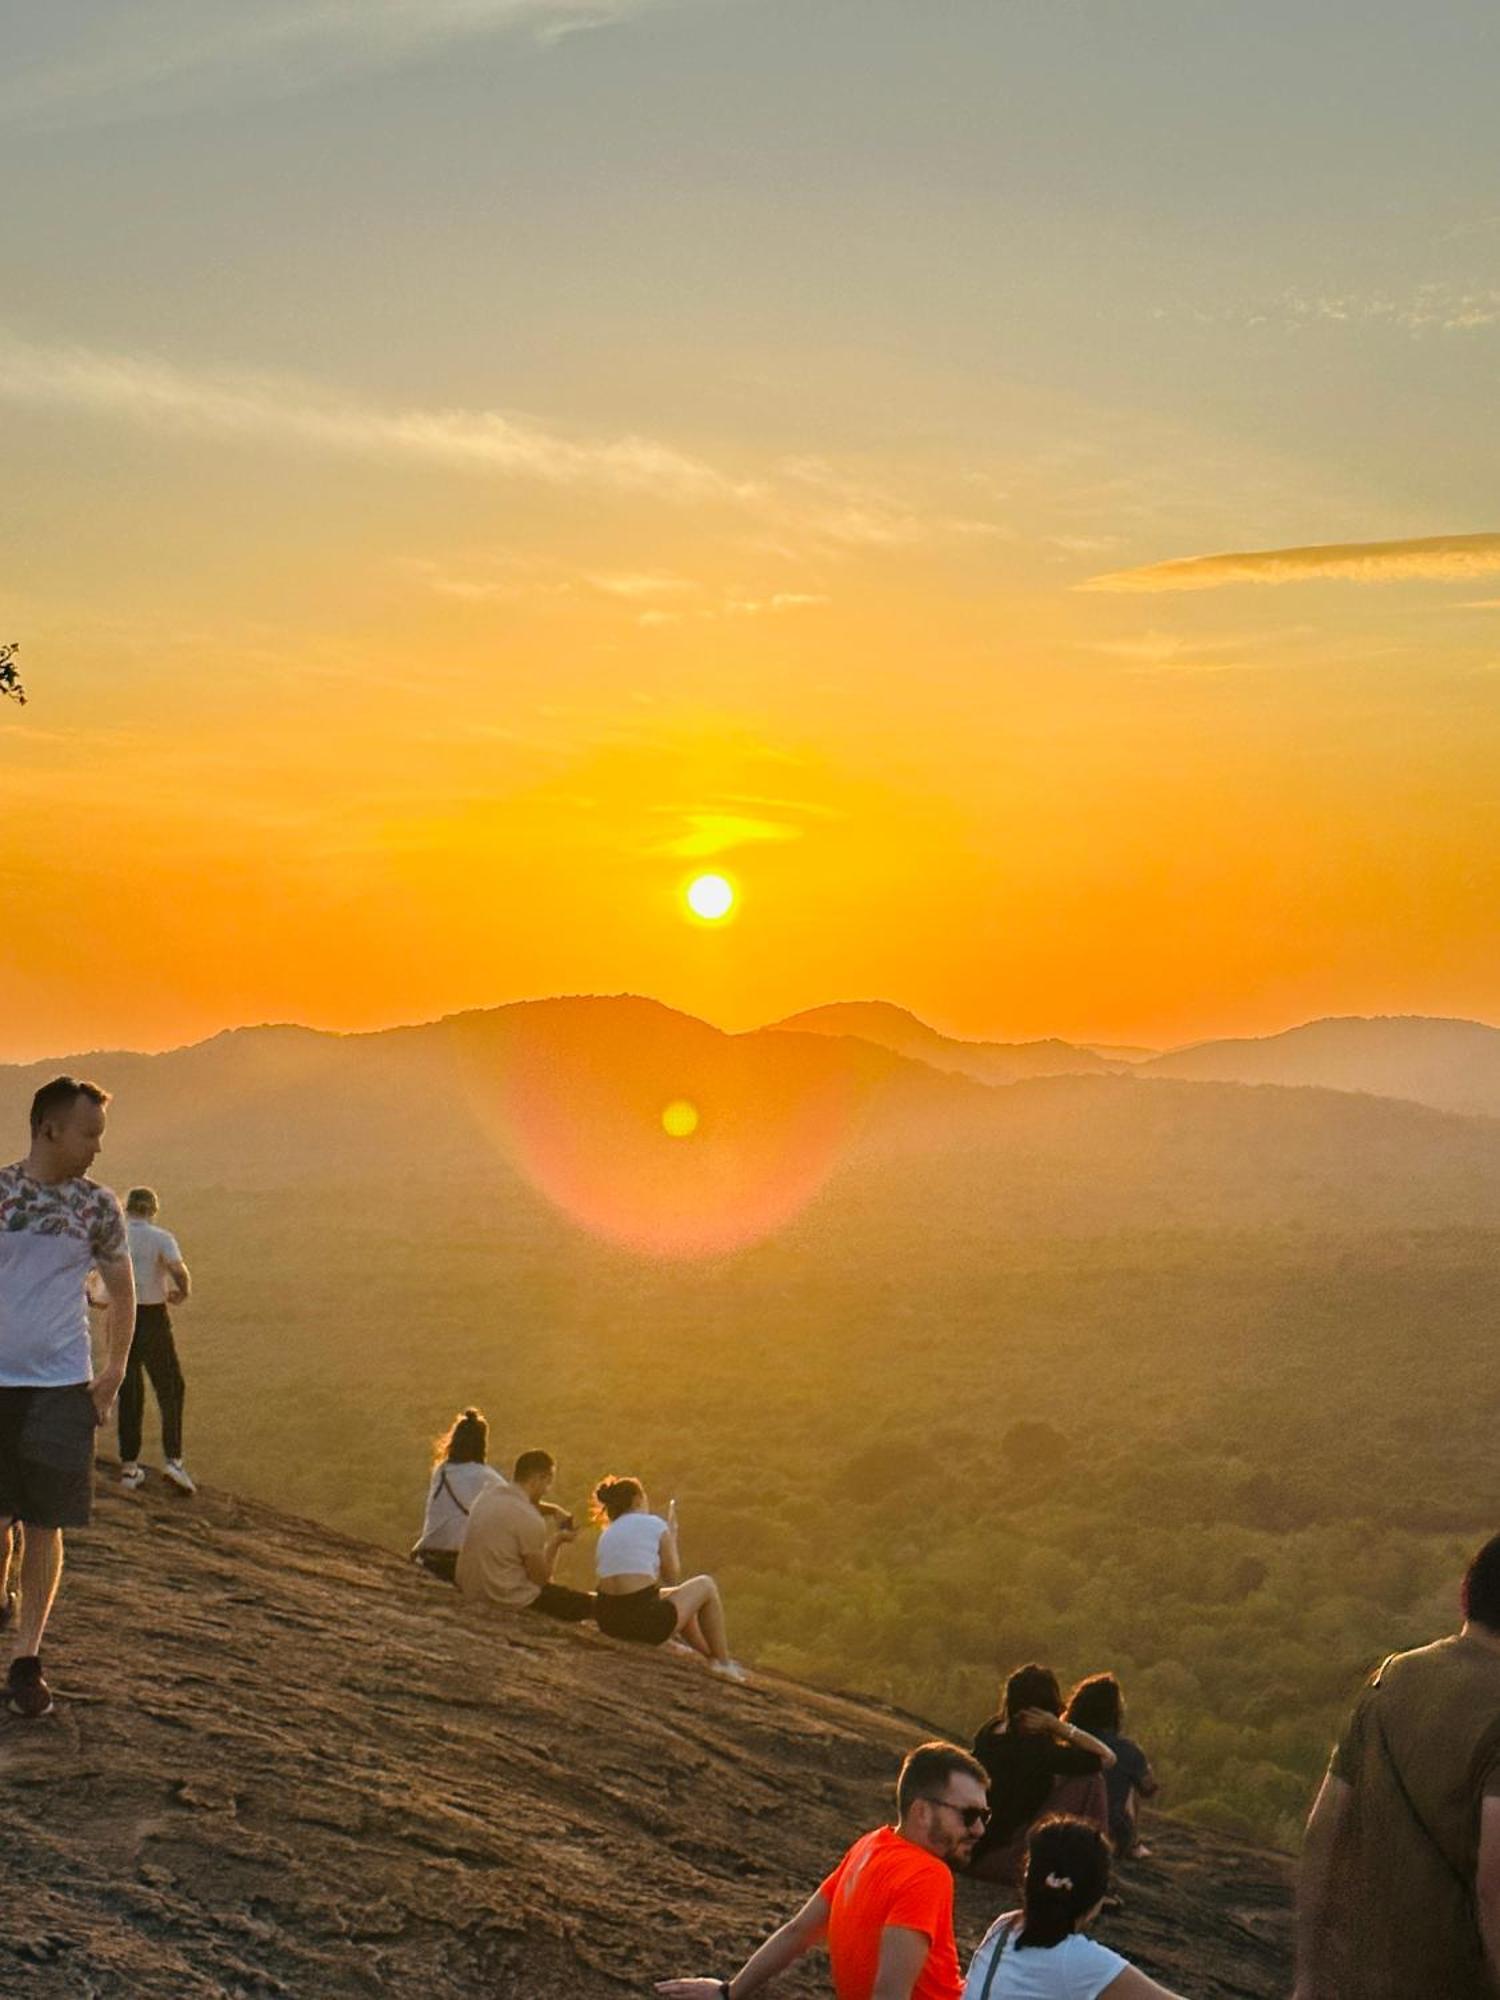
[769,1000,1118,1082]
[1137,1014,1500,1118]
[4,997,1499,1250]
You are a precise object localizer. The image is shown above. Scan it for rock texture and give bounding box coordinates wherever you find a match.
[1,1480,1291,1997]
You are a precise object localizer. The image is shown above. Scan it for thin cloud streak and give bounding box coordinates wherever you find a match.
[0,0,692,127]
[0,334,753,504]
[1084,533,1500,594]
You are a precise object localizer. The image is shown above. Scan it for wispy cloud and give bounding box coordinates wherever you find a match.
[0,333,752,504]
[0,0,689,128]
[1084,533,1500,594]
[647,811,805,860]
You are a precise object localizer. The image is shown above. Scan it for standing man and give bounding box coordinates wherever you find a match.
[0,1077,134,1718]
[1294,1530,1500,2000]
[117,1186,194,1495]
[456,1450,594,1623]
[656,1741,990,2000]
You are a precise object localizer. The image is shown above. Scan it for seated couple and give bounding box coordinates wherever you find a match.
[968,1665,1158,1884]
[412,1409,590,1622]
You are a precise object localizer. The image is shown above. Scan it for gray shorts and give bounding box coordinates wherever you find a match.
[0,1383,98,1529]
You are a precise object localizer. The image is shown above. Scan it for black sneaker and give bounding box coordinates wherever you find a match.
[7,1654,53,1719]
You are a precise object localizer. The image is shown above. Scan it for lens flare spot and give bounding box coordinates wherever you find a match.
[686,873,735,922]
[661,1098,700,1139]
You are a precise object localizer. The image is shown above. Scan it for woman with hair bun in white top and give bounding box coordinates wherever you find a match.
[591,1475,748,1683]
[963,1818,1189,2000]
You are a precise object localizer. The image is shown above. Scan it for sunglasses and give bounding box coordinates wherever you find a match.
[920,1797,991,1831]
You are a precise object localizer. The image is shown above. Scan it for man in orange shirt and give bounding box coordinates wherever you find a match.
[656,1741,990,2000]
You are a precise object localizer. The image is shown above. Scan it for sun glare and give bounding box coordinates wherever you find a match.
[661,1099,700,1139]
[686,873,736,922]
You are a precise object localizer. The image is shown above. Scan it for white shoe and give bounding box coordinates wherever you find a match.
[162,1460,196,1495]
[709,1658,750,1684]
[119,1464,147,1490]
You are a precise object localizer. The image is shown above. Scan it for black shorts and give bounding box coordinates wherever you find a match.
[595,1583,678,1646]
[0,1383,98,1529]
[529,1582,595,1625]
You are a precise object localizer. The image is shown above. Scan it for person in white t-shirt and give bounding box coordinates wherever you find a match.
[962,1817,1188,2000]
[591,1474,747,1683]
[411,1407,507,1582]
[0,1077,135,1720]
[115,1188,194,1495]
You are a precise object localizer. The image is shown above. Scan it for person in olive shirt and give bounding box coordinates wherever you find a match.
[1294,1531,1500,2000]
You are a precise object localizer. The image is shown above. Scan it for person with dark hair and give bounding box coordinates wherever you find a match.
[456,1449,595,1623]
[410,1408,506,1582]
[1294,1529,1500,2000]
[0,1077,135,1718]
[968,1666,1116,1885]
[657,1740,991,2000]
[962,1817,1187,1999]
[591,1474,747,1682]
[1064,1676,1159,1860]
[114,1186,194,1495]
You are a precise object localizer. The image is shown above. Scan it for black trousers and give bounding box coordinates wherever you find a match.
[118,1305,185,1463]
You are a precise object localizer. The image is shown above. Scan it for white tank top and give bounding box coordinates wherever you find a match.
[596,1511,669,1580]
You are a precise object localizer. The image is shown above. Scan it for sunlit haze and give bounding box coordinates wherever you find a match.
[4,1,1500,1061]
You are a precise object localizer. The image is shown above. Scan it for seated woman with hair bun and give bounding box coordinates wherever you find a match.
[411,1407,507,1583]
[961,1817,1188,2000]
[591,1475,748,1684]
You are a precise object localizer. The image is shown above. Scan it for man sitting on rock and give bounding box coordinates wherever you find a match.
[656,1740,990,2000]
[455,1449,594,1624]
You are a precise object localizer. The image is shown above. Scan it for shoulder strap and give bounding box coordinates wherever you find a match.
[437,1466,473,1518]
[976,1921,1011,2000]
[1369,1660,1473,1907]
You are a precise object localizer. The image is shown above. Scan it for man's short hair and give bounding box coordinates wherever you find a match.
[29,1076,109,1138]
[896,1741,989,1818]
[126,1187,159,1216]
[513,1449,556,1484]
[1461,1532,1500,1632]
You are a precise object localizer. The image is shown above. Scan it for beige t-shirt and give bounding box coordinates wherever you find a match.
[455,1484,546,1608]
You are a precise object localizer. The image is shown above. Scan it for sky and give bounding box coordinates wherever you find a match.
[3,0,1500,1060]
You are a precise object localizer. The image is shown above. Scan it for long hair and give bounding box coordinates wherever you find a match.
[1016,1816,1112,1949]
[591,1474,644,1525]
[1004,1662,1063,1723]
[434,1407,488,1468]
[1064,1673,1122,1737]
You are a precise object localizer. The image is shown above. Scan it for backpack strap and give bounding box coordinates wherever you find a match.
[1369,1657,1473,1908]
[976,1920,1013,2000]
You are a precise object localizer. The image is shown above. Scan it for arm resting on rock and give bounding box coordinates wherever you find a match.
[655,1891,829,1998]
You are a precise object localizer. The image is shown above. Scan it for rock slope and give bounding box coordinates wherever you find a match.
[1,1480,1291,1998]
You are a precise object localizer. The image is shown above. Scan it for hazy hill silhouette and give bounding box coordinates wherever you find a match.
[1140,1014,1500,1118]
[1,1477,1292,1998]
[6,997,1500,1243]
[769,1001,1117,1082]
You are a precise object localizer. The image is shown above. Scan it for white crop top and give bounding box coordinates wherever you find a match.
[596,1510,670,1579]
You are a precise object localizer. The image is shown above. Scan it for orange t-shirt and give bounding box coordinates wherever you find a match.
[818,1826,961,2000]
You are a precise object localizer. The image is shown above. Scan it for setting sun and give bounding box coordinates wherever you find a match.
[685,873,736,923]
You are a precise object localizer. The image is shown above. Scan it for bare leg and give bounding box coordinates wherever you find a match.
[662,1574,730,1664]
[0,1522,15,1603]
[17,1526,62,1657]
[680,1612,712,1659]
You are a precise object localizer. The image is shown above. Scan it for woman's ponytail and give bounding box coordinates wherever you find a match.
[1017,1816,1111,1949]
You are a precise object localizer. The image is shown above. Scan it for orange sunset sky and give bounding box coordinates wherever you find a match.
[4,1,1500,1063]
